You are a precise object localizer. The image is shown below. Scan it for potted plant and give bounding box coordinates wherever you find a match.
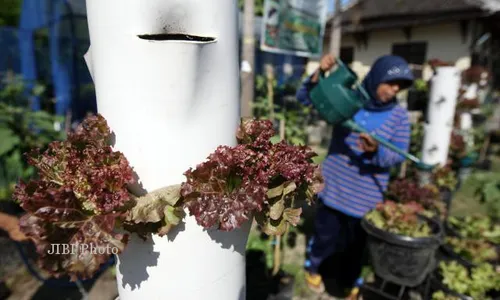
[429,261,500,300]
[13,115,324,292]
[386,178,446,220]
[446,215,500,246]
[362,201,443,287]
[440,216,499,269]
[431,166,459,215]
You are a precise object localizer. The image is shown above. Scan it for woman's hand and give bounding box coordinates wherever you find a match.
[319,54,336,72]
[311,54,337,83]
[358,133,378,153]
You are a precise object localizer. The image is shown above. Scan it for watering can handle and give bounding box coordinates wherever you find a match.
[321,58,372,101]
[318,58,347,82]
[343,120,435,170]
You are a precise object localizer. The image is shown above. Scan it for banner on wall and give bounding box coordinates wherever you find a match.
[260,0,329,58]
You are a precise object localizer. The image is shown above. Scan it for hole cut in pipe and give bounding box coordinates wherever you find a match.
[137,33,216,43]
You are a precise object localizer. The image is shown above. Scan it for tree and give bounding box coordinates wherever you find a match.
[0,0,22,27]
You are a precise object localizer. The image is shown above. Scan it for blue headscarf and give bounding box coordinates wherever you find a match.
[361,55,415,111]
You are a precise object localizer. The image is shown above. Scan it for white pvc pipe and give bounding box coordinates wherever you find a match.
[426,66,461,127]
[421,66,461,167]
[421,123,453,166]
[84,1,248,299]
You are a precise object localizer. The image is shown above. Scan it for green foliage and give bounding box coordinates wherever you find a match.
[238,0,265,16]
[472,172,500,220]
[365,201,432,237]
[432,166,458,192]
[414,79,428,92]
[437,261,500,299]
[0,0,21,26]
[431,291,460,300]
[253,74,311,146]
[409,121,424,157]
[448,215,500,244]
[445,236,498,264]
[0,74,65,201]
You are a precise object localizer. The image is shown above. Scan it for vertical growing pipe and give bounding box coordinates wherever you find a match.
[421,66,461,167]
[85,1,247,299]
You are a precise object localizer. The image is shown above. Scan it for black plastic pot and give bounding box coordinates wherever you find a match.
[361,216,443,287]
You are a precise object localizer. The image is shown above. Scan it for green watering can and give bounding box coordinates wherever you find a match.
[309,59,434,171]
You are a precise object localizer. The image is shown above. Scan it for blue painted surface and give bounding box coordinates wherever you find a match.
[0,0,96,123]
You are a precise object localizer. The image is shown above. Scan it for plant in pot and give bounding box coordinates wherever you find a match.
[442,236,498,268]
[449,130,478,183]
[441,215,500,270]
[362,200,443,287]
[12,115,324,286]
[386,178,446,220]
[430,260,500,300]
[446,215,500,245]
[431,166,459,214]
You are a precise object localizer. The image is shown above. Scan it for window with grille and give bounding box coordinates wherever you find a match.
[392,42,427,78]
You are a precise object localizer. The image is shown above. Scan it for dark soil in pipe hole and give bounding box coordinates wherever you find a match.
[137,33,215,42]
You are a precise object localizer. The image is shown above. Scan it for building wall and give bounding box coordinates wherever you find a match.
[340,21,474,81]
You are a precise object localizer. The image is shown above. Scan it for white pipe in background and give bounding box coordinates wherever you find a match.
[421,66,461,167]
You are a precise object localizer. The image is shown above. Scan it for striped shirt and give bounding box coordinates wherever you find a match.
[296,75,411,218]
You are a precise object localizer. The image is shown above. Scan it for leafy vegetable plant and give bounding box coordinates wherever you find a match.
[474,173,500,220]
[448,215,500,245]
[386,178,444,217]
[445,236,498,265]
[181,118,324,235]
[364,200,432,237]
[432,166,458,192]
[431,291,460,300]
[435,261,500,299]
[14,115,134,281]
[14,114,324,280]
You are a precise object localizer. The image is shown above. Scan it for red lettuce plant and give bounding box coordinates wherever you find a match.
[13,115,134,281]
[365,200,432,237]
[13,115,324,281]
[386,178,443,216]
[181,118,324,235]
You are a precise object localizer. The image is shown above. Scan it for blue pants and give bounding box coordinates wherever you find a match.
[304,199,367,289]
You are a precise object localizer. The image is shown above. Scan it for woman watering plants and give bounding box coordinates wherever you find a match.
[296,54,414,294]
